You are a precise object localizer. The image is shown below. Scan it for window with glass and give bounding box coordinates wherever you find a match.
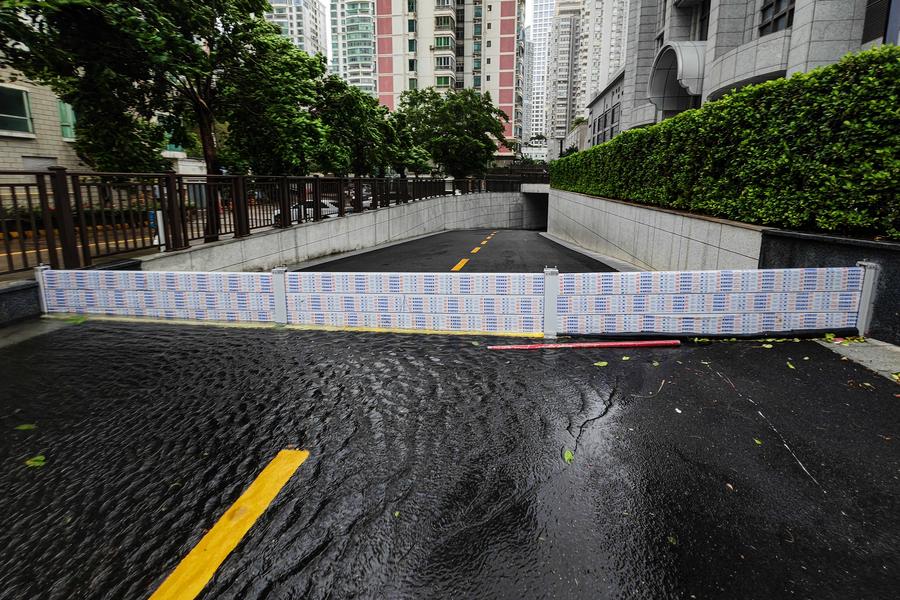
[473,41,481,52]
[473,58,481,69]
[474,23,482,35]
[0,87,33,134]
[435,55,454,69]
[759,0,795,36]
[435,36,453,49]
[58,101,76,140]
[408,19,416,32]
[486,40,491,47]
[409,78,418,89]
[436,76,452,88]
[435,15,454,30]
[473,75,481,87]
[474,6,482,17]
[693,0,711,41]
[408,0,415,11]
[408,39,417,52]
[409,58,417,71]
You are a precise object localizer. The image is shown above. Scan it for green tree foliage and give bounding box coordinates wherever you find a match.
[0,0,276,173]
[550,46,900,240]
[315,76,392,176]
[396,88,509,178]
[218,25,326,175]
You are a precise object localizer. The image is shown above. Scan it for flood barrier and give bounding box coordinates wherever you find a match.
[35,263,879,338]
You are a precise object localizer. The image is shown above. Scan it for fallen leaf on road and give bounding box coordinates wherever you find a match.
[593,361,609,367]
[667,534,678,546]
[675,408,682,414]
[891,372,899,383]
[622,356,630,361]
[65,316,87,325]
[14,424,37,431]
[25,455,46,468]
[471,341,480,346]
[787,361,795,369]
[753,438,763,445]
[393,511,400,518]
[701,361,710,365]
[652,360,660,367]
[803,356,810,361]
[563,449,574,464]
[761,344,773,349]
[725,483,735,492]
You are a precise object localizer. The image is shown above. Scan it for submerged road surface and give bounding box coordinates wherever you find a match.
[1,322,899,599]
[299,229,614,273]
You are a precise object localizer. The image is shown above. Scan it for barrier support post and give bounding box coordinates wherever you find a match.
[856,261,880,336]
[543,267,559,339]
[272,266,288,325]
[34,265,50,314]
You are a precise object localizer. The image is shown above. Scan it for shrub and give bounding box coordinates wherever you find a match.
[550,46,900,240]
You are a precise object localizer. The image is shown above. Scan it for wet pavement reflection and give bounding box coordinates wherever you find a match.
[1,322,899,599]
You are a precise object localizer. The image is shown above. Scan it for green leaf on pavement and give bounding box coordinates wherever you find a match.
[753,438,763,446]
[393,511,400,518]
[593,361,608,367]
[15,424,37,431]
[621,356,630,361]
[667,534,678,546]
[652,360,660,367]
[890,372,899,383]
[563,449,574,464]
[761,344,773,349]
[25,455,46,468]
[471,341,480,346]
[787,361,795,369]
[65,315,87,325]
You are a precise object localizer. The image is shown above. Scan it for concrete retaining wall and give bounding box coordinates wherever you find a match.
[141,191,542,273]
[0,280,41,327]
[548,189,764,271]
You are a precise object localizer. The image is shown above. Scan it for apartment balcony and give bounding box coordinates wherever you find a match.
[434,0,455,15]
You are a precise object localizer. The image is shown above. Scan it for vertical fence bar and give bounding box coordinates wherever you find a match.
[164,172,188,250]
[543,267,559,339]
[354,177,363,213]
[338,177,346,217]
[855,261,881,336]
[70,174,93,267]
[35,174,59,269]
[48,167,80,269]
[279,176,292,228]
[34,265,50,314]
[233,175,250,238]
[312,175,322,221]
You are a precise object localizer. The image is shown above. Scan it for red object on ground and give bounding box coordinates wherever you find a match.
[487,340,681,351]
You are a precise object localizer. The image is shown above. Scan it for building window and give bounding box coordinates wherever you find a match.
[436,15,454,30]
[759,0,795,36]
[0,87,33,134]
[487,4,492,11]
[473,41,481,52]
[436,55,454,69]
[408,19,416,32]
[474,75,481,87]
[436,76,452,88]
[409,78,418,89]
[474,6,482,18]
[486,40,491,47]
[435,36,454,49]
[58,101,76,140]
[487,22,491,29]
[694,0,711,41]
[409,58,417,70]
[486,57,491,64]
[408,0,415,11]
[474,23,482,35]
[473,58,481,69]
[409,39,417,52]
[486,74,491,81]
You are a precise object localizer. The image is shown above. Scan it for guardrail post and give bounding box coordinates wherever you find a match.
[69,174,93,267]
[312,175,322,221]
[543,267,559,339]
[278,176,292,228]
[272,266,288,325]
[232,175,250,238]
[163,171,188,251]
[47,166,80,269]
[338,176,346,217]
[34,265,49,313]
[354,177,363,213]
[856,261,880,336]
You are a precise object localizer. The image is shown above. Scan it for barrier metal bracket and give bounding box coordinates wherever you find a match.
[856,261,880,336]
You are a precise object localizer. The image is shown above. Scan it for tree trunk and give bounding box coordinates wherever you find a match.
[194,103,220,241]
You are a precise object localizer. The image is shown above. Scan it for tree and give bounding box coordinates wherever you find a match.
[218,25,327,175]
[315,76,391,176]
[0,0,284,174]
[397,88,508,178]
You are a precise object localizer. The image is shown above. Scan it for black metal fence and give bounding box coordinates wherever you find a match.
[0,168,547,275]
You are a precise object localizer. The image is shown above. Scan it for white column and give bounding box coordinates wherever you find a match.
[33,265,50,314]
[272,266,288,325]
[855,261,880,336]
[543,267,559,339]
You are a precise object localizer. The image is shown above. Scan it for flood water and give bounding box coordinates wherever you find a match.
[1,321,899,599]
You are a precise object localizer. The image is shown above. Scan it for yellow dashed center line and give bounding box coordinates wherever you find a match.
[150,449,309,600]
[451,258,469,271]
[480,241,488,245]
[471,247,481,254]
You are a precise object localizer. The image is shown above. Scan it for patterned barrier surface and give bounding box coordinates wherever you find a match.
[285,272,544,334]
[557,268,864,335]
[42,270,276,323]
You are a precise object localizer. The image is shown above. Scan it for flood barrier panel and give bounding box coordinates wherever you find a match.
[35,264,878,338]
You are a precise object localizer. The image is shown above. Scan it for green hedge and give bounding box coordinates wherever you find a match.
[550,45,900,240]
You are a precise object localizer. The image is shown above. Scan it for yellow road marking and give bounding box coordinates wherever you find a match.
[149,449,309,600]
[471,247,481,254]
[451,258,469,271]
[480,241,488,245]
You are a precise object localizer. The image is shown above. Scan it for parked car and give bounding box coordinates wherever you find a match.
[272,199,342,227]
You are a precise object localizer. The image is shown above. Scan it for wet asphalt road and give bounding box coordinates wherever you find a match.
[1,324,899,599]
[299,230,614,272]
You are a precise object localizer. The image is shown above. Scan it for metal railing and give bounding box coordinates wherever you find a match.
[0,169,544,275]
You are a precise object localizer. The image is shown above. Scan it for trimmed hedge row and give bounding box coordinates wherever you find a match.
[550,46,900,240]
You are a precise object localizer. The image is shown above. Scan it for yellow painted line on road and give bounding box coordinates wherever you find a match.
[471,247,481,254]
[480,241,488,245]
[451,258,469,271]
[149,449,309,600]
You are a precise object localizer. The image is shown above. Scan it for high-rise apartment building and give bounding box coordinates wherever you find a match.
[331,0,378,94]
[523,0,555,159]
[579,0,629,107]
[375,0,526,152]
[265,0,329,57]
[545,0,582,153]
